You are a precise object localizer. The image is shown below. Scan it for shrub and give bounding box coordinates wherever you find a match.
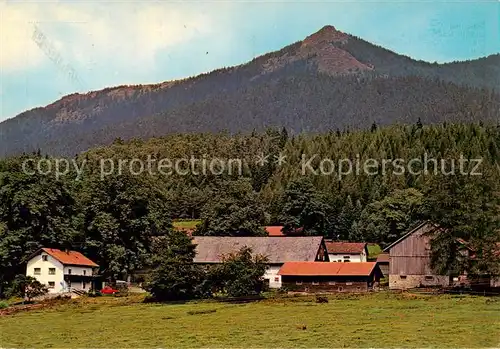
[186,309,217,315]
[6,275,48,302]
[88,290,102,297]
[0,301,9,309]
[208,247,268,297]
[315,295,329,303]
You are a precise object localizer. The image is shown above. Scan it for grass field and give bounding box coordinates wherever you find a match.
[1,293,499,348]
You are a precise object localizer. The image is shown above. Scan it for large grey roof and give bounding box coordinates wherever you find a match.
[192,236,324,264]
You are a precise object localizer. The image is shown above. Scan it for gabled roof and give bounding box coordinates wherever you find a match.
[278,262,380,276]
[33,248,99,267]
[383,221,438,252]
[192,236,324,264]
[325,242,367,254]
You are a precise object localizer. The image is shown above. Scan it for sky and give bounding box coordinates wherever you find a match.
[0,0,499,122]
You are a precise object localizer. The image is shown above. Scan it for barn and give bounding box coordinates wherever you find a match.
[383,221,450,289]
[278,261,383,293]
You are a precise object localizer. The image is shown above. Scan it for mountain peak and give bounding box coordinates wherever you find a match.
[316,25,340,35]
[303,25,348,46]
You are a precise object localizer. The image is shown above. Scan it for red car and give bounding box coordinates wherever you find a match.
[100,286,120,295]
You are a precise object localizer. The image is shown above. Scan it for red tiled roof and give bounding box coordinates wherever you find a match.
[41,248,99,267]
[265,226,304,236]
[278,261,378,276]
[325,242,367,254]
[265,226,285,236]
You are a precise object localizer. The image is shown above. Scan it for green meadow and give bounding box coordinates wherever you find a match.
[1,292,499,348]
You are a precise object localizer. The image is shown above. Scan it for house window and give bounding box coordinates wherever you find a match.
[274,277,279,282]
[42,255,48,261]
[83,270,87,276]
[425,276,434,281]
[337,260,342,262]
[48,268,56,275]
[343,256,351,259]
[68,268,72,275]
[357,287,361,291]
[312,281,319,285]
[338,286,343,292]
[400,275,407,279]
[344,260,351,262]
[48,281,55,289]
[82,282,86,289]
[34,268,41,275]
[296,281,303,285]
[328,281,336,285]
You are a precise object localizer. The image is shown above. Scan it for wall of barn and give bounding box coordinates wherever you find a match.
[389,275,450,289]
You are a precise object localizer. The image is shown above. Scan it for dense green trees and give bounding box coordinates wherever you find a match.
[194,179,267,237]
[357,188,423,245]
[74,172,172,280]
[144,231,208,301]
[421,170,500,276]
[278,179,331,236]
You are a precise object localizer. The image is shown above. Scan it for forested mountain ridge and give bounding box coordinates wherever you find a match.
[1,25,499,157]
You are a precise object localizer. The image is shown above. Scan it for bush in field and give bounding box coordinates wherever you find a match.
[315,295,329,303]
[144,231,209,301]
[7,275,48,302]
[208,247,268,297]
[0,300,8,309]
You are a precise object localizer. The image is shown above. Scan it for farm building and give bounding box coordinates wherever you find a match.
[26,248,100,294]
[376,253,390,276]
[278,261,383,293]
[383,221,451,289]
[192,236,329,288]
[324,241,368,262]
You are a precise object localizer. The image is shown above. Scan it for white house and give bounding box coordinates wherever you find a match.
[325,242,368,263]
[26,248,99,294]
[192,236,329,288]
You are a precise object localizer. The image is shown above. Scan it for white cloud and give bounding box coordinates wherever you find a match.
[0,2,46,71]
[0,2,216,72]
